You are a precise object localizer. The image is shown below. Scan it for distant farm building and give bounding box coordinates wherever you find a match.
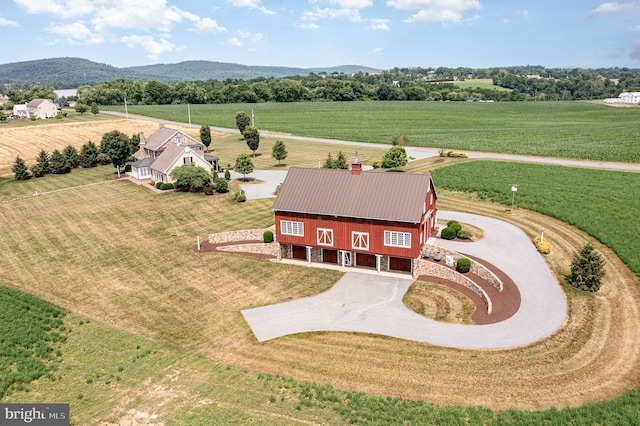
[604,92,640,104]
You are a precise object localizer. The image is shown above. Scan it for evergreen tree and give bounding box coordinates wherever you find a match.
[234,153,254,180]
[334,151,349,169]
[323,152,335,169]
[63,145,80,168]
[271,140,288,165]
[200,125,212,151]
[243,126,260,156]
[31,150,50,177]
[90,102,99,115]
[79,141,99,168]
[568,242,606,292]
[11,156,31,180]
[49,149,70,174]
[235,111,251,135]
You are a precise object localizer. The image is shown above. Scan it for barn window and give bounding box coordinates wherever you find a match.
[281,220,304,236]
[384,231,412,248]
[352,232,369,251]
[317,228,334,246]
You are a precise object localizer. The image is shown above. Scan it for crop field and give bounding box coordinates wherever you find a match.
[102,101,640,162]
[431,160,640,276]
[1,152,640,423]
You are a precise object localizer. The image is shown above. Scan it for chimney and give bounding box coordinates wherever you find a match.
[138,132,145,146]
[351,157,362,175]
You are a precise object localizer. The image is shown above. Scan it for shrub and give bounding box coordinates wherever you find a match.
[213,178,228,193]
[224,169,231,180]
[160,183,174,190]
[155,182,163,189]
[457,230,472,240]
[533,237,551,254]
[235,189,246,202]
[372,161,382,169]
[263,230,274,243]
[456,258,471,273]
[447,220,462,233]
[448,151,469,158]
[441,227,457,240]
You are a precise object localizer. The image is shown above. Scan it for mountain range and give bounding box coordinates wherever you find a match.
[0,57,381,89]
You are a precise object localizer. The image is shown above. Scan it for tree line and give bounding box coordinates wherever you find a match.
[4,66,639,107]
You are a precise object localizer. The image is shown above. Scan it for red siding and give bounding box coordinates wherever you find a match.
[275,186,436,259]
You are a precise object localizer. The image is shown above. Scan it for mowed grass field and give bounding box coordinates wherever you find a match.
[102,101,640,162]
[1,156,640,424]
[452,78,509,91]
[0,115,387,179]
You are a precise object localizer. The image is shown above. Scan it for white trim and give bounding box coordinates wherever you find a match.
[352,232,369,251]
[317,228,334,246]
[384,230,411,248]
[281,220,304,236]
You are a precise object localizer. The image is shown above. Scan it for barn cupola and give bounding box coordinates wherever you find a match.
[351,156,362,175]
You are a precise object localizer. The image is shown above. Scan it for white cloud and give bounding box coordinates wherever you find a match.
[227,0,275,15]
[13,0,95,19]
[589,1,640,17]
[228,37,243,47]
[326,0,373,7]
[191,17,226,33]
[46,22,105,44]
[517,9,529,19]
[120,34,180,60]
[387,0,482,25]
[299,22,320,30]
[14,0,228,61]
[372,47,383,54]
[303,7,363,22]
[369,18,390,30]
[0,15,19,27]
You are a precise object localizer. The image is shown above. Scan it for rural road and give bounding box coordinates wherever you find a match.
[242,210,566,349]
[103,110,640,173]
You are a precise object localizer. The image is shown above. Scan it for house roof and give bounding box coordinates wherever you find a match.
[26,98,53,108]
[131,157,154,168]
[151,143,211,175]
[272,167,436,223]
[143,126,203,152]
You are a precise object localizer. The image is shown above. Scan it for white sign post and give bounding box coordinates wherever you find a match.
[511,184,518,214]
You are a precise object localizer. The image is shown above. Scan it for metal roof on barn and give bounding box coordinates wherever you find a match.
[272,167,435,224]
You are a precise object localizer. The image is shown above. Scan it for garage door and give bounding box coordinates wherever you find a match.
[389,257,412,272]
[322,249,338,264]
[292,245,307,260]
[356,253,376,268]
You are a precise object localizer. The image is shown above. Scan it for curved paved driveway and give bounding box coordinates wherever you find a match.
[242,211,567,349]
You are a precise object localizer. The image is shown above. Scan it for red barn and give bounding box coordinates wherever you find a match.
[273,161,438,273]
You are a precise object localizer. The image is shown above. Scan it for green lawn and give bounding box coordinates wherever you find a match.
[102,101,640,162]
[2,128,640,423]
[431,160,640,277]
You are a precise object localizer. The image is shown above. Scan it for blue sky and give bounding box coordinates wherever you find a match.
[1,0,640,70]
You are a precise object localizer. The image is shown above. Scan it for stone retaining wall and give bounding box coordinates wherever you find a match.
[208,229,270,244]
[422,244,503,291]
[414,259,492,314]
[216,242,280,257]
